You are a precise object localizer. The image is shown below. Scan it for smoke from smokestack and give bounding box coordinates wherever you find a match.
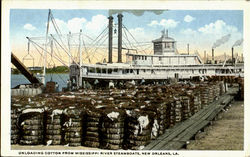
[212,34,231,49]
[232,39,243,47]
[108,10,166,16]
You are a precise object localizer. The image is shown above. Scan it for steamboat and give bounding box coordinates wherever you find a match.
[69,14,244,88]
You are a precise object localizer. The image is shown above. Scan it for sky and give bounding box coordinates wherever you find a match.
[10,9,243,66]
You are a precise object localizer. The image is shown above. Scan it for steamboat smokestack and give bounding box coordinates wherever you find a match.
[204,51,206,63]
[212,48,214,62]
[117,14,123,63]
[108,16,113,63]
[232,47,234,65]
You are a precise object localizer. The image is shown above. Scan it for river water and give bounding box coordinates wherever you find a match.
[11,73,69,91]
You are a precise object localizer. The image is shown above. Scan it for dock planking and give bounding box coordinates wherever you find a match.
[160,141,186,150]
[143,119,195,150]
[143,88,236,150]
[206,107,223,121]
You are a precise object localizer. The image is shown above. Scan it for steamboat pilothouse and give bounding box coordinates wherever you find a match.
[68,14,243,88]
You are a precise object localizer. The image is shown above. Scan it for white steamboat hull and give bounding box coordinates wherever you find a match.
[69,63,244,87]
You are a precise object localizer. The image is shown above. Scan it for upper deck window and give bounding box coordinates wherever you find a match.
[108,69,112,74]
[102,68,106,73]
[89,67,94,73]
[96,68,101,73]
[154,43,162,49]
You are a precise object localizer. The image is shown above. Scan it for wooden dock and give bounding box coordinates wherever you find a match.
[143,87,238,150]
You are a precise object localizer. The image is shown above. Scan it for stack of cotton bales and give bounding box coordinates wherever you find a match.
[101,109,125,150]
[19,108,45,145]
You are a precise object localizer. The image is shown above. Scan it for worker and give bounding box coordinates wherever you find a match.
[119,81,123,88]
[140,78,145,85]
[67,79,72,91]
[109,81,114,89]
[94,79,99,89]
[55,82,59,92]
